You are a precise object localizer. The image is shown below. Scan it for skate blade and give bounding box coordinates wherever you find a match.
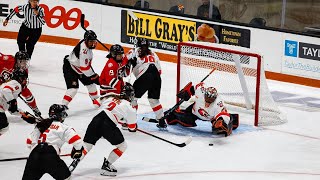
[100,170,117,176]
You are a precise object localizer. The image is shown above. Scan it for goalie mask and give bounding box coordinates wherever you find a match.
[15,51,30,70]
[84,30,97,49]
[204,87,218,104]
[12,69,28,88]
[109,44,124,62]
[120,83,135,102]
[48,104,68,122]
[137,38,150,58]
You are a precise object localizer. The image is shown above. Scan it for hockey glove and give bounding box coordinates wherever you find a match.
[71,147,84,159]
[90,73,100,85]
[128,57,137,67]
[177,82,195,101]
[21,111,37,124]
[36,118,53,133]
[8,99,18,114]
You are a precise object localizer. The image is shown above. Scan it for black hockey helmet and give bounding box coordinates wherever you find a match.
[84,30,97,41]
[14,51,30,70]
[204,87,218,103]
[137,38,149,48]
[120,83,135,102]
[84,30,97,49]
[109,44,124,62]
[12,69,28,88]
[48,104,68,122]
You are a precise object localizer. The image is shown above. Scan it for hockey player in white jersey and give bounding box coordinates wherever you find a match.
[61,30,101,108]
[129,38,165,127]
[0,69,38,136]
[165,82,239,137]
[81,83,137,177]
[22,104,86,180]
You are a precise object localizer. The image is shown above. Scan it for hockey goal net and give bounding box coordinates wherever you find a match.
[177,42,286,126]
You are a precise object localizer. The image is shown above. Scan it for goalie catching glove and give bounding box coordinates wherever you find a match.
[177,82,195,101]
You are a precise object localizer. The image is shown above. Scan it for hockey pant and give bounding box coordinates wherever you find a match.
[0,113,9,136]
[166,103,198,127]
[83,111,127,164]
[22,143,71,180]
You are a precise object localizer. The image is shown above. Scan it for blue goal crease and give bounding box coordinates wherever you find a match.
[137,112,261,138]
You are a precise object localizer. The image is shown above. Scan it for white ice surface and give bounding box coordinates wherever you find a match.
[0,38,319,180]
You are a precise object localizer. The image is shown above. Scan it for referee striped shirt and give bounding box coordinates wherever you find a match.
[6,3,45,29]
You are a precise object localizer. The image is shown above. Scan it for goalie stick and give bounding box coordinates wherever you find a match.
[143,67,216,123]
[136,128,192,147]
[0,153,70,162]
[80,14,109,51]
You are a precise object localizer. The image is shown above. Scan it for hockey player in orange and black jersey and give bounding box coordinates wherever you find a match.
[0,69,39,136]
[0,51,41,117]
[62,30,101,109]
[80,83,137,177]
[22,104,86,180]
[129,38,164,127]
[99,44,131,97]
[165,82,239,137]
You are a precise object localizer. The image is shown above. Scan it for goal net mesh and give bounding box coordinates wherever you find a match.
[177,42,286,126]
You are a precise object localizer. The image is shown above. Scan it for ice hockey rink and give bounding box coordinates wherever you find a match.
[0,38,319,180]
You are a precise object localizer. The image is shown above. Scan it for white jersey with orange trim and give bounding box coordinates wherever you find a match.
[68,41,95,77]
[130,49,162,79]
[189,83,230,124]
[26,121,84,155]
[100,97,137,130]
[0,80,22,112]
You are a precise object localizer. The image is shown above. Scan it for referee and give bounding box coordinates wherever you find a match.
[3,0,45,59]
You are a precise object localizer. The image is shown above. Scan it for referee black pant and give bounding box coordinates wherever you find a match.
[17,23,42,58]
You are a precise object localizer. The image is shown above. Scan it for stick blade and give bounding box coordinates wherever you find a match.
[176,136,192,147]
[142,117,158,123]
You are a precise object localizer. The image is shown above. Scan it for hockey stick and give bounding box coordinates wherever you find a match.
[18,94,43,120]
[69,158,80,173]
[143,67,217,123]
[80,14,109,51]
[0,153,70,162]
[136,128,192,147]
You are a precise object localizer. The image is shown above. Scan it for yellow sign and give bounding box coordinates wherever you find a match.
[126,12,196,43]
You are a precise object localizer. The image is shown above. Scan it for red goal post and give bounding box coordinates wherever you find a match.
[177,42,286,126]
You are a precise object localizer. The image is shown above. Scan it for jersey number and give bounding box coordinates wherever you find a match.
[38,129,50,143]
[143,55,155,63]
[106,98,121,111]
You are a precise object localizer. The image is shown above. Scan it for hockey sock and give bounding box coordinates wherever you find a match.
[148,98,164,119]
[106,141,127,164]
[20,87,37,109]
[86,84,99,100]
[62,88,78,106]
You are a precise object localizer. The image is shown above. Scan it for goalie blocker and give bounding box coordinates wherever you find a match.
[167,82,239,136]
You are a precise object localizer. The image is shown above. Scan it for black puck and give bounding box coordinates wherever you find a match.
[209,143,213,146]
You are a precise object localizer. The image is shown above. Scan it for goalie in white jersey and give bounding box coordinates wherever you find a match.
[22,104,86,180]
[80,83,137,177]
[61,30,101,109]
[165,82,239,137]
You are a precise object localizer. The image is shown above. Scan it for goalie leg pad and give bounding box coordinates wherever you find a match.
[166,109,197,127]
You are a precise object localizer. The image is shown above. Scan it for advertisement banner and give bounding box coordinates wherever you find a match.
[283,39,320,79]
[121,10,251,52]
